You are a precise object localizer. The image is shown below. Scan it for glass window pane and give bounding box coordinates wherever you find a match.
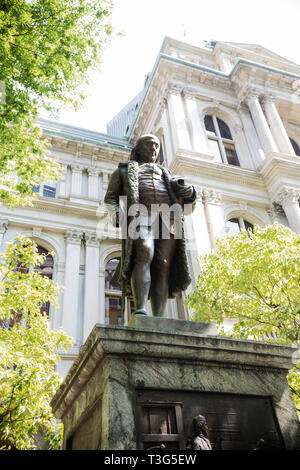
[43,183,56,198]
[290,138,300,156]
[224,142,239,166]
[31,184,40,193]
[208,138,223,162]
[105,257,121,291]
[244,220,254,231]
[225,218,240,236]
[204,115,217,136]
[217,118,233,140]
[105,295,122,325]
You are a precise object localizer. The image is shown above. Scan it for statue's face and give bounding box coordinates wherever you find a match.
[136,136,160,163]
[194,416,208,437]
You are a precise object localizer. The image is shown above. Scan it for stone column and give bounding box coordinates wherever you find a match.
[261,95,296,156]
[167,89,192,152]
[275,187,300,233]
[83,232,100,342]
[71,164,84,197]
[202,189,224,248]
[57,163,68,198]
[62,229,82,344]
[246,92,278,155]
[183,93,210,154]
[87,167,99,201]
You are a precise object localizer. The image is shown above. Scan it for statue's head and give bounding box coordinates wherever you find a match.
[130,134,160,163]
[193,414,208,437]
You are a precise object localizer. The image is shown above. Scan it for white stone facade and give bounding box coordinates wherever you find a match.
[2,38,300,375]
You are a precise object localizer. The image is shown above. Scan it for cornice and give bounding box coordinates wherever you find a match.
[0,210,99,236]
[51,323,296,419]
[258,152,300,197]
[48,135,130,164]
[169,151,264,186]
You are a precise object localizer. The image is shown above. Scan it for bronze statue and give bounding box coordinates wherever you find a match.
[104,134,196,318]
[190,414,212,451]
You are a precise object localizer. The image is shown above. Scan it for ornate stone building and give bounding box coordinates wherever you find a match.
[2,37,300,375]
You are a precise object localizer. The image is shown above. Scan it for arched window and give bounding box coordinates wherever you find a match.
[225,217,254,236]
[105,257,122,325]
[204,115,240,166]
[12,245,54,323]
[290,138,300,156]
[35,246,54,316]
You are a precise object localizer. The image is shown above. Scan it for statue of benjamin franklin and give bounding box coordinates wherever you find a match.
[104,134,197,318]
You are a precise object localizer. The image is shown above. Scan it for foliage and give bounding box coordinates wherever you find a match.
[185,223,300,413]
[0,0,113,206]
[0,235,73,449]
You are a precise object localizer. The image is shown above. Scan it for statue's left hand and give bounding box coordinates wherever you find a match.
[175,183,194,198]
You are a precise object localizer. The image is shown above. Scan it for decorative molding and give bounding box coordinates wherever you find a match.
[202,188,221,205]
[260,93,276,106]
[87,167,100,177]
[84,231,100,248]
[267,203,285,223]
[193,185,204,202]
[64,229,83,245]
[71,163,85,173]
[32,226,43,238]
[274,187,300,207]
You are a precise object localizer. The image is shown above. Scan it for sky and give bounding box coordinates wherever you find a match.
[41,0,300,134]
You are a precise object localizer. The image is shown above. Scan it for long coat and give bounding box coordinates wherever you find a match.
[104,160,197,299]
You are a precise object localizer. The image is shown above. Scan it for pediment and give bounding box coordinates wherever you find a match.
[218,41,298,67]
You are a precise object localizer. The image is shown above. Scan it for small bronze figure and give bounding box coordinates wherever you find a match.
[104,134,196,318]
[190,414,212,451]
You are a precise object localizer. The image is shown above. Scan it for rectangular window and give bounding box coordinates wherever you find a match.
[43,184,56,198]
[224,142,239,166]
[207,138,223,163]
[105,295,122,325]
[136,400,185,450]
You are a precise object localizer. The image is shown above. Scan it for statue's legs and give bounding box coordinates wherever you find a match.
[150,236,176,317]
[131,234,154,315]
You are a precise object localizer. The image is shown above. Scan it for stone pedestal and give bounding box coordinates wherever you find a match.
[51,322,300,450]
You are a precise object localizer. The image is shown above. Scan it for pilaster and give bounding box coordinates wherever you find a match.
[166,87,192,154]
[57,163,68,199]
[83,232,101,342]
[62,229,82,344]
[183,92,209,154]
[87,167,100,201]
[186,188,211,277]
[101,169,111,202]
[202,189,224,248]
[71,164,84,197]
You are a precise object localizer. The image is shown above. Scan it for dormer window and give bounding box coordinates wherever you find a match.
[204,115,240,166]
